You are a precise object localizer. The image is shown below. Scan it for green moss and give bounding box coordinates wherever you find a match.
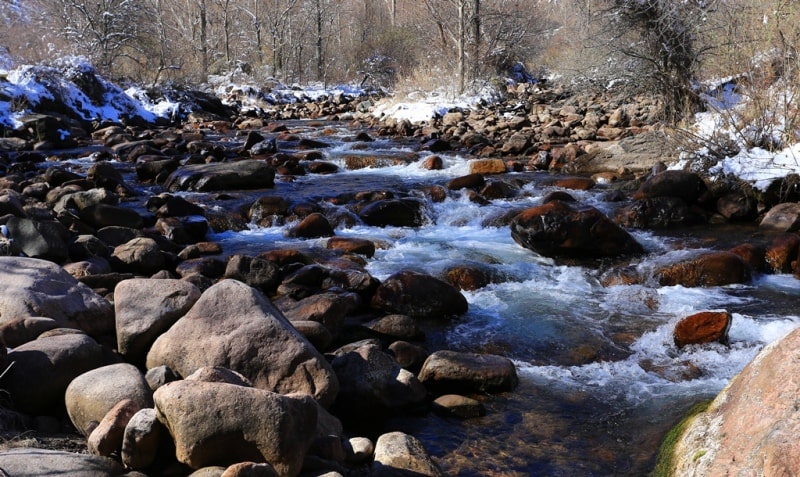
[650,400,711,477]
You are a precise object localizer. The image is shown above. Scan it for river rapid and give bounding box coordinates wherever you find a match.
[162,120,799,476]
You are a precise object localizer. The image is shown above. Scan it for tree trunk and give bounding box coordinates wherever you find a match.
[199,0,208,82]
[458,0,466,93]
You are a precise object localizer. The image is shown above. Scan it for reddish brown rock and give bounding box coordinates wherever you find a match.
[419,155,443,170]
[673,311,732,348]
[510,200,644,259]
[327,237,376,257]
[468,159,506,175]
[634,170,708,204]
[288,212,334,238]
[764,233,800,273]
[729,243,767,273]
[656,252,751,287]
[371,270,468,319]
[87,399,141,457]
[551,177,595,191]
[443,265,492,291]
[446,173,485,191]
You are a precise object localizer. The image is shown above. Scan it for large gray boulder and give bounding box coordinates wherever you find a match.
[115,278,202,365]
[4,332,109,415]
[0,448,126,476]
[372,431,444,477]
[5,217,70,263]
[65,363,153,436]
[146,279,339,407]
[417,350,519,395]
[154,380,318,474]
[0,257,114,336]
[370,270,468,319]
[165,160,275,192]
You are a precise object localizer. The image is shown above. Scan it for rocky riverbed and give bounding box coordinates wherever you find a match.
[2,69,800,476]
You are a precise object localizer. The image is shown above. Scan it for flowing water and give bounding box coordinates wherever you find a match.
[139,121,800,475]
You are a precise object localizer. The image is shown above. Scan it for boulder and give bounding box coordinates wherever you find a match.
[417,350,518,395]
[5,217,70,263]
[0,316,59,348]
[633,170,708,204]
[115,278,202,365]
[122,407,164,470]
[673,311,732,348]
[65,363,153,436]
[79,204,145,229]
[655,251,752,287]
[288,212,335,238]
[326,237,376,257]
[87,398,141,457]
[388,341,429,370]
[669,326,800,476]
[154,380,318,474]
[420,155,443,170]
[280,292,350,338]
[362,314,423,342]
[468,159,506,175]
[443,264,493,291]
[372,431,444,477]
[446,173,485,191]
[358,198,427,228]
[371,270,468,319]
[759,202,800,232]
[223,254,281,293]
[221,462,280,477]
[155,216,210,244]
[615,197,707,229]
[510,200,644,259]
[4,332,109,415]
[331,342,426,417]
[110,237,167,275]
[0,448,126,476]
[146,280,339,407]
[165,160,276,192]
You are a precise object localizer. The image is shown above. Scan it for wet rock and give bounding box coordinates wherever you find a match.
[0,256,114,336]
[443,264,493,291]
[358,198,427,228]
[223,254,281,293]
[388,341,429,370]
[110,237,167,275]
[5,216,70,262]
[154,380,318,473]
[0,448,126,476]
[655,251,751,287]
[148,194,206,218]
[165,160,276,192]
[249,196,290,226]
[306,161,339,174]
[764,233,800,273]
[326,237,375,257]
[446,173,485,191]
[155,216,210,244]
[372,431,444,477]
[431,394,486,419]
[331,342,427,417]
[510,200,644,259]
[65,363,153,436]
[729,243,767,273]
[634,170,708,204]
[418,350,518,395]
[371,270,468,319]
[551,177,595,191]
[420,155,443,170]
[670,327,800,476]
[480,180,518,200]
[146,280,339,407]
[115,278,202,365]
[122,407,164,470]
[4,332,109,415]
[717,192,757,221]
[289,212,335,238]
[135,155,181,182]
[615,197,708,229]
[760,202,800,232]
[673,311,732,348]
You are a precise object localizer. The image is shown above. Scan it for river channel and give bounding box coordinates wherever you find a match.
[120,119,800,475]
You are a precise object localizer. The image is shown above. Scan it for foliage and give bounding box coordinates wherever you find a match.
[650,400,711,477]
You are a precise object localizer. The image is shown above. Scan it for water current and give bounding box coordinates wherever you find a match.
[149,121,800,475]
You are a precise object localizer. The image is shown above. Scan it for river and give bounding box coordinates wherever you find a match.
[173,120,800,476]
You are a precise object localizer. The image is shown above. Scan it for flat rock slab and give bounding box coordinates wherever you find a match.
[165,160,275,192]
[0,448,126,476]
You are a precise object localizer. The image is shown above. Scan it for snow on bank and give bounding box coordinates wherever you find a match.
[371,84,505,124]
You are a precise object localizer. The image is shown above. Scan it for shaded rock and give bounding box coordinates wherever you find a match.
[655,251,752,287]
[221,462,280,477]
[87,398,140,457]
[446,173,485,191]
[417,350,518,395]
[358,198,427,228]
[765,233,800,273]
[670,327,800,476]
[165,160,276,192]
[634,170,708,204]
[431,394,486,419]
[717,192,757,221]
[729,243,767,273]
[387,341,429,371]
[0,256,114,336]
[80,204,145,229]
[289,213,335,238]
[155,216,209,244]
[510,200,644,258]
[68,234,111,261]
[372,432,444,477]
[0,448,126,476]
[281,292,350,337]
[65,363,153,436]
[362,315,423,342]
[371,270,468,319]
[346,437,375,464]
[110,237,167,275]
[154,380,318,474]
[760,202,800,232]
[145,365,181,392]
[5,217,70,262]
[0,316,59,348]
[115,278,202,365]
[290,320,333,352]
[615,197,707,229]
[331,342,427,417]
[673,311,732,348]
[146,280,339,407]
[4,332,109,415]
[223,254,281,293]
[122,407,164,470]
